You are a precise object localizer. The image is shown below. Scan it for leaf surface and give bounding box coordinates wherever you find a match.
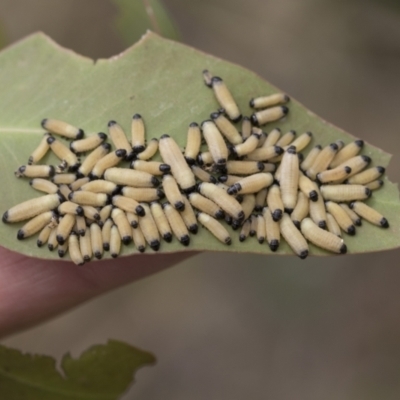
[0,32,399,259]
[0,340,155,399]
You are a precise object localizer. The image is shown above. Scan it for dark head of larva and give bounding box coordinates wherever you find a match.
[286,146,297,154]
[174,201,185,212]
[133,145,145,153]
[189,224,198,234]
[355,139,364,148]
[132,113,142,120]
[365,187,372,197]
[56,191,65,203]
[376,166,385,174]
[347,225,356,236]
[227,184,240,195]
[218,175,228,183]
[269,239,279,252]
[76,129,84,140]
[210,111,221,120]
[163,232,172,243]
[76,206,84,216]
[68,163,80,173]
[215,165,227,175]
[115,149,127,158]
[108,120,117,127]
[380,217,389,228]
[231,219,241,230]
[180,234,190,246]
[257,162,265,171]
[309,190,318,202]
[17,229,25,240]
[156,189,165,199]
[272,209,283,222]
[275,145,285,155]
[215,209,225,220]
[103,143,112,151]
[225,237,232,245]
[237,211,245,221]
[217,158,226,169]
[112,185,122,196]
[18,165,26,174]
[184,157,196,166]
[197,154,205,166]
[249,98,255,108]
[41,118,48,128]
[160,134,170,140]
[231,114,243,123]
[281,106,289,115]
[306,131,313,137]
[189,122,198,128]
[362,155,371,164]
[56,234,65,245]
[330,143,339,151]
[67,192,74,201]
[122,236,132,245]
[58,249,66,258]
[299,250,309,260]
[250,114,259,126]
[151,176,160,187]
[344,166,352,174]
[209,175,217,184]
[150,239,160,251]
[88,172,99,180]
[159,164,171,173]
[292,220,300,230]
[98,132,107,140]
[340,243,347,254]
[46,136,56,145]
[136,205,146,217]
[211,76,223,85]
[94,250,103,259]
[225,215,233,225]
[318,220,327,230]
[235,194,243,203]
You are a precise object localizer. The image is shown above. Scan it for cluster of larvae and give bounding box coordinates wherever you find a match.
[2,70,389,264]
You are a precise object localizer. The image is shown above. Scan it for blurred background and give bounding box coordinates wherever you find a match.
[1,0,400,399]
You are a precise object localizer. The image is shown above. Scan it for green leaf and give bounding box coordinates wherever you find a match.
[114,0,179,45]
[0,340,155,399]
[0,32,399,259]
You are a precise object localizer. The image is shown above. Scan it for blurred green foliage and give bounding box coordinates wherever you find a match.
[114,0,179,45]
[0,340,155,399]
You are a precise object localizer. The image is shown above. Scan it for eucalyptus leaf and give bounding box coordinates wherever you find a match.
[114,0,179,44]
[0,32,399,260]
[0,340,155,399]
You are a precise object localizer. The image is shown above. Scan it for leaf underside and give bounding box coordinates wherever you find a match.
[0,31,399,260]
[0,340,155,400]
